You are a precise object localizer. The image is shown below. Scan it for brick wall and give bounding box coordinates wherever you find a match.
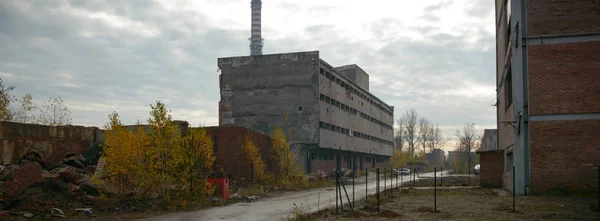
[529,41,600,115]
[0,122,101,165]
[478,151,504,188]
[527,0,600,36]
[529,120,600,194]
[310,159,336,174]
[203,126,272,182]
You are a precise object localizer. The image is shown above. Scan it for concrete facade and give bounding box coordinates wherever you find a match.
[218,51,394,174]
[495,0,600,195]
[481,129,498,151]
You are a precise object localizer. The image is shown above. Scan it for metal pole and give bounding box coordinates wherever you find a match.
[341,177,354,211]
[377,168,380,214]
[597,165,599,211]
[513,166,515,212]
[434,167,437,212]
[365,167,368,204]
[338,172,344,212]
[352,169,355,207]
[336,170,339,215]
[390,168,393,194]
[396,169,398,189]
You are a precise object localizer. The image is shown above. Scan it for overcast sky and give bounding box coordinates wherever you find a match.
[0,0,496,148]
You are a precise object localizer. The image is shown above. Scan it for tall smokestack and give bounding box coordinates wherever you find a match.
[249,0,263,56]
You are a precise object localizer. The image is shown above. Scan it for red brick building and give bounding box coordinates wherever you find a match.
[495,0,600,195]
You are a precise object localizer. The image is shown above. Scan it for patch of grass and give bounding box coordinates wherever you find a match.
[238,186,267,197]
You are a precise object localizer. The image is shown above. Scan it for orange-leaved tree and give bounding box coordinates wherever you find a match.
[147,101,181,200]
[269,126,306,188]
[102,111,150,197]
[177,127,216,198]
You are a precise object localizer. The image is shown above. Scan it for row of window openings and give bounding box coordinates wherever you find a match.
[320,68,393,116]
[319,121,393,146]
[320,93,393,130]
[309,153,385,163]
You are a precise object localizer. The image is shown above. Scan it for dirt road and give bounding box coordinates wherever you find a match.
[139,170,446,221]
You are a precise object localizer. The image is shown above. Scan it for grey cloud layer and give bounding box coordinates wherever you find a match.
[0,0,496,139]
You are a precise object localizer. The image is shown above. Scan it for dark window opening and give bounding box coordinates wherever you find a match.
[298,106,303,111]
[505,65,513,110]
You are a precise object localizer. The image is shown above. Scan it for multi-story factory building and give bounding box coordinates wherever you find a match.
[218,51,394,173]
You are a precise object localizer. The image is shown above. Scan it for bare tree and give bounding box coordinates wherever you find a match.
[429,124,446,152]
[402,108,418,154]
[418,118,431,154]
[456,123,480,175]
[395,118,406,151]
[11,94,38,123]
[38,96,72,126]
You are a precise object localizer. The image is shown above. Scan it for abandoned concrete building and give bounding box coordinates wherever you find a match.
[495,0,600,195]
[218,51,394,173]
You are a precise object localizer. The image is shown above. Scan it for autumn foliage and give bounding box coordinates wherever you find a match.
[101,101,215,201]
[269,126,307,188]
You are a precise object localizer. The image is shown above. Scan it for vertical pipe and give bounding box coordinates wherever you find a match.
[513,166,516,212]
[434,167,437,212]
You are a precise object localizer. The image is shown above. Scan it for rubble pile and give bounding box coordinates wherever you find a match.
[0,149,103,219]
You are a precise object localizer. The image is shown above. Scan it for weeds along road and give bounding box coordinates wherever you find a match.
[140,170,448,221]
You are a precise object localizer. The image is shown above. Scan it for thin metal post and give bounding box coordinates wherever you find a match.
[376,168,380,214]
[352,169,355,207]
[336,170,339,215]
[390,168,393,194]
[365,167,368,204]
[434,167,437,212]
[597,165,599,211]
[338,172,344,212]
[341,177,354,211]
[396,169,398,189]
[512,166,516,212]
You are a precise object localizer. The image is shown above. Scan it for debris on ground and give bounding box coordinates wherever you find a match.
[245,195,260,202]
[0,152,102,219]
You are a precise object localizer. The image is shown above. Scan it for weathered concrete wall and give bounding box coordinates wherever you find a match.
[334,64,369,91]
[478,151,504,188]
[218,51,320,144]
[318,62,394,157]
[0,121,102,165]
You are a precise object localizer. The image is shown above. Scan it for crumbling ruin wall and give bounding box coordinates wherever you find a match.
[0,122,104,165]
[203,126,272,182]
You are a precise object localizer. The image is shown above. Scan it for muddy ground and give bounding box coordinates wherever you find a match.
[292,188,599,221]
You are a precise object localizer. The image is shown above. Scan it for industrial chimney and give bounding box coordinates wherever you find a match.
[249,0,263,56]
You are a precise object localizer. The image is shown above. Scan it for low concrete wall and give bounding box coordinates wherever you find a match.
[478,150,504,188]
[0,121,104,165]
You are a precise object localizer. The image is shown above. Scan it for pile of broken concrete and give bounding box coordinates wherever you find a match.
[0,149,103,219]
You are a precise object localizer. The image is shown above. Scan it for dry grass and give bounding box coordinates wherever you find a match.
[299,188,600,221]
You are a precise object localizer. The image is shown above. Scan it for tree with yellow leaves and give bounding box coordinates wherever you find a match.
[238,135,267,186]
[177,127,216,198]
[102,112,150,197]
[147,101,181,200]
[269,126,306,188]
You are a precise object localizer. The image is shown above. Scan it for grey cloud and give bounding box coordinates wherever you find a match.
[423,1,454,13]
[0,0,497,137]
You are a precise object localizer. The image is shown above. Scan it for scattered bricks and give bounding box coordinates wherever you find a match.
[57,166,80,184]
[0,162,42,202]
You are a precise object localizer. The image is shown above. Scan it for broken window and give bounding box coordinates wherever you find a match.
[311,152,316,160]
[298,106,303,111]
[320,94,324,101]
[320,68,325,76]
